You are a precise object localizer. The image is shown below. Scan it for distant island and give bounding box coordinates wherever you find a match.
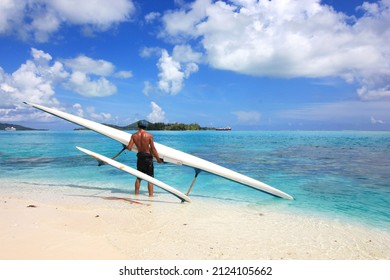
[75,121,224,131]
[0,123,45,131]
[1,121,231,131]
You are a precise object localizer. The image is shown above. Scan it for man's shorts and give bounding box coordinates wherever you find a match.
[137,152,154,177]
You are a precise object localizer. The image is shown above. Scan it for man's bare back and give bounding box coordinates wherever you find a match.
[128,129,161,162]
[131,130,153,153]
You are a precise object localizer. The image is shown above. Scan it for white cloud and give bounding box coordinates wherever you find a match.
[140,47,163,58]
[371,116,385,124]
[0,0,135,42]
[157,50,185,95]
[233,111,261,124]
[156,49,199,95]
[143,81,154,96]
[161,0,390,100]
[69,103,112,121]
[0,0,25,33]
[66,71,117,97]
[161,0,210,39]
[73,103,84,117]
[50,0,134,26]
[114,71,133,78]
[147,101,166,123]
[70,103,112,122]
[64,55,115,76]
[0,48,129,122]
[140,45,200,95]
[184,62,199,78]
[31,47,52,61]
[357,78,390,101]
[172,44,203,63]
[145,12,161,24]
[0,48,66,112]
[85,106,112,121]
[63,55,131,97]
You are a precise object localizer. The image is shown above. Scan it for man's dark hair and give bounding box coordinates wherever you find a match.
[138,120,148,129]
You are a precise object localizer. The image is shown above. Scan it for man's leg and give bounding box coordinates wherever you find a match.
[135,178,141,195]
[147,182,154,197]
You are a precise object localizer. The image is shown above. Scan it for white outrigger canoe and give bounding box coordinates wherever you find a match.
[25,102,294,200]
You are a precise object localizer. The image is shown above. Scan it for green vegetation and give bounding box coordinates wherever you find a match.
[148,122,207,131]
[76,121,214,131]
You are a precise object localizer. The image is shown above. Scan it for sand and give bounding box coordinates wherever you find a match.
[0,181,389,260]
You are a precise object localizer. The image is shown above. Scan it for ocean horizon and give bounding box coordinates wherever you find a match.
[1,130,389,230]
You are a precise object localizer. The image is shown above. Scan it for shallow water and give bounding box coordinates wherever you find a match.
[1,130,389,229]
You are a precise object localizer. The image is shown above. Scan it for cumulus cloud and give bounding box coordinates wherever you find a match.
[0,0,135,42]
[61,54,131,97]
[64,56,115,76]
[73,103,84,117]
[69,103,111,121]
[85,106,112,121]
[172,44,203,63]
[0,48,66,122]
[145,12,161,24]
[0,48,65,108]
[161,0,390,100]
[157,50,183,95]
[0,48,131,121]
[114,71,133,78]
[161,0,210,39]
[147,101,167,123]
[156,48,199,95]
[140,47,163,58]
[66,72,117,97]
[140,45,201,95]
[62,55,125,97]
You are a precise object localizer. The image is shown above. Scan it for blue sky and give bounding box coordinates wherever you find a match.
[1,0,389,130]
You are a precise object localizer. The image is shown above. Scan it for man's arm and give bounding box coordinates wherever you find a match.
[127,136,134,150]
[149,137,162,163]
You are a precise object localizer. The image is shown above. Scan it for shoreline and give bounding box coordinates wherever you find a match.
[0,181,389,260]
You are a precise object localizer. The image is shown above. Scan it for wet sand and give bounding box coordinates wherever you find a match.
[1,182,389,260]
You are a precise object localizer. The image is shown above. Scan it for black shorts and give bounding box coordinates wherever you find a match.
[137,152,154,177]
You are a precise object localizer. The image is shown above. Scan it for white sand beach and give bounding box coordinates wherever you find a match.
[0,181,389,260]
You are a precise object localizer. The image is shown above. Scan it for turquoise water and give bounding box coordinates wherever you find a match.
[1,130,389,229]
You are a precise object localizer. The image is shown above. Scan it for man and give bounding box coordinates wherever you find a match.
[127,120,162,197]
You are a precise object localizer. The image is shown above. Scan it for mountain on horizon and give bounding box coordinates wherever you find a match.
[0,123,44,131]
